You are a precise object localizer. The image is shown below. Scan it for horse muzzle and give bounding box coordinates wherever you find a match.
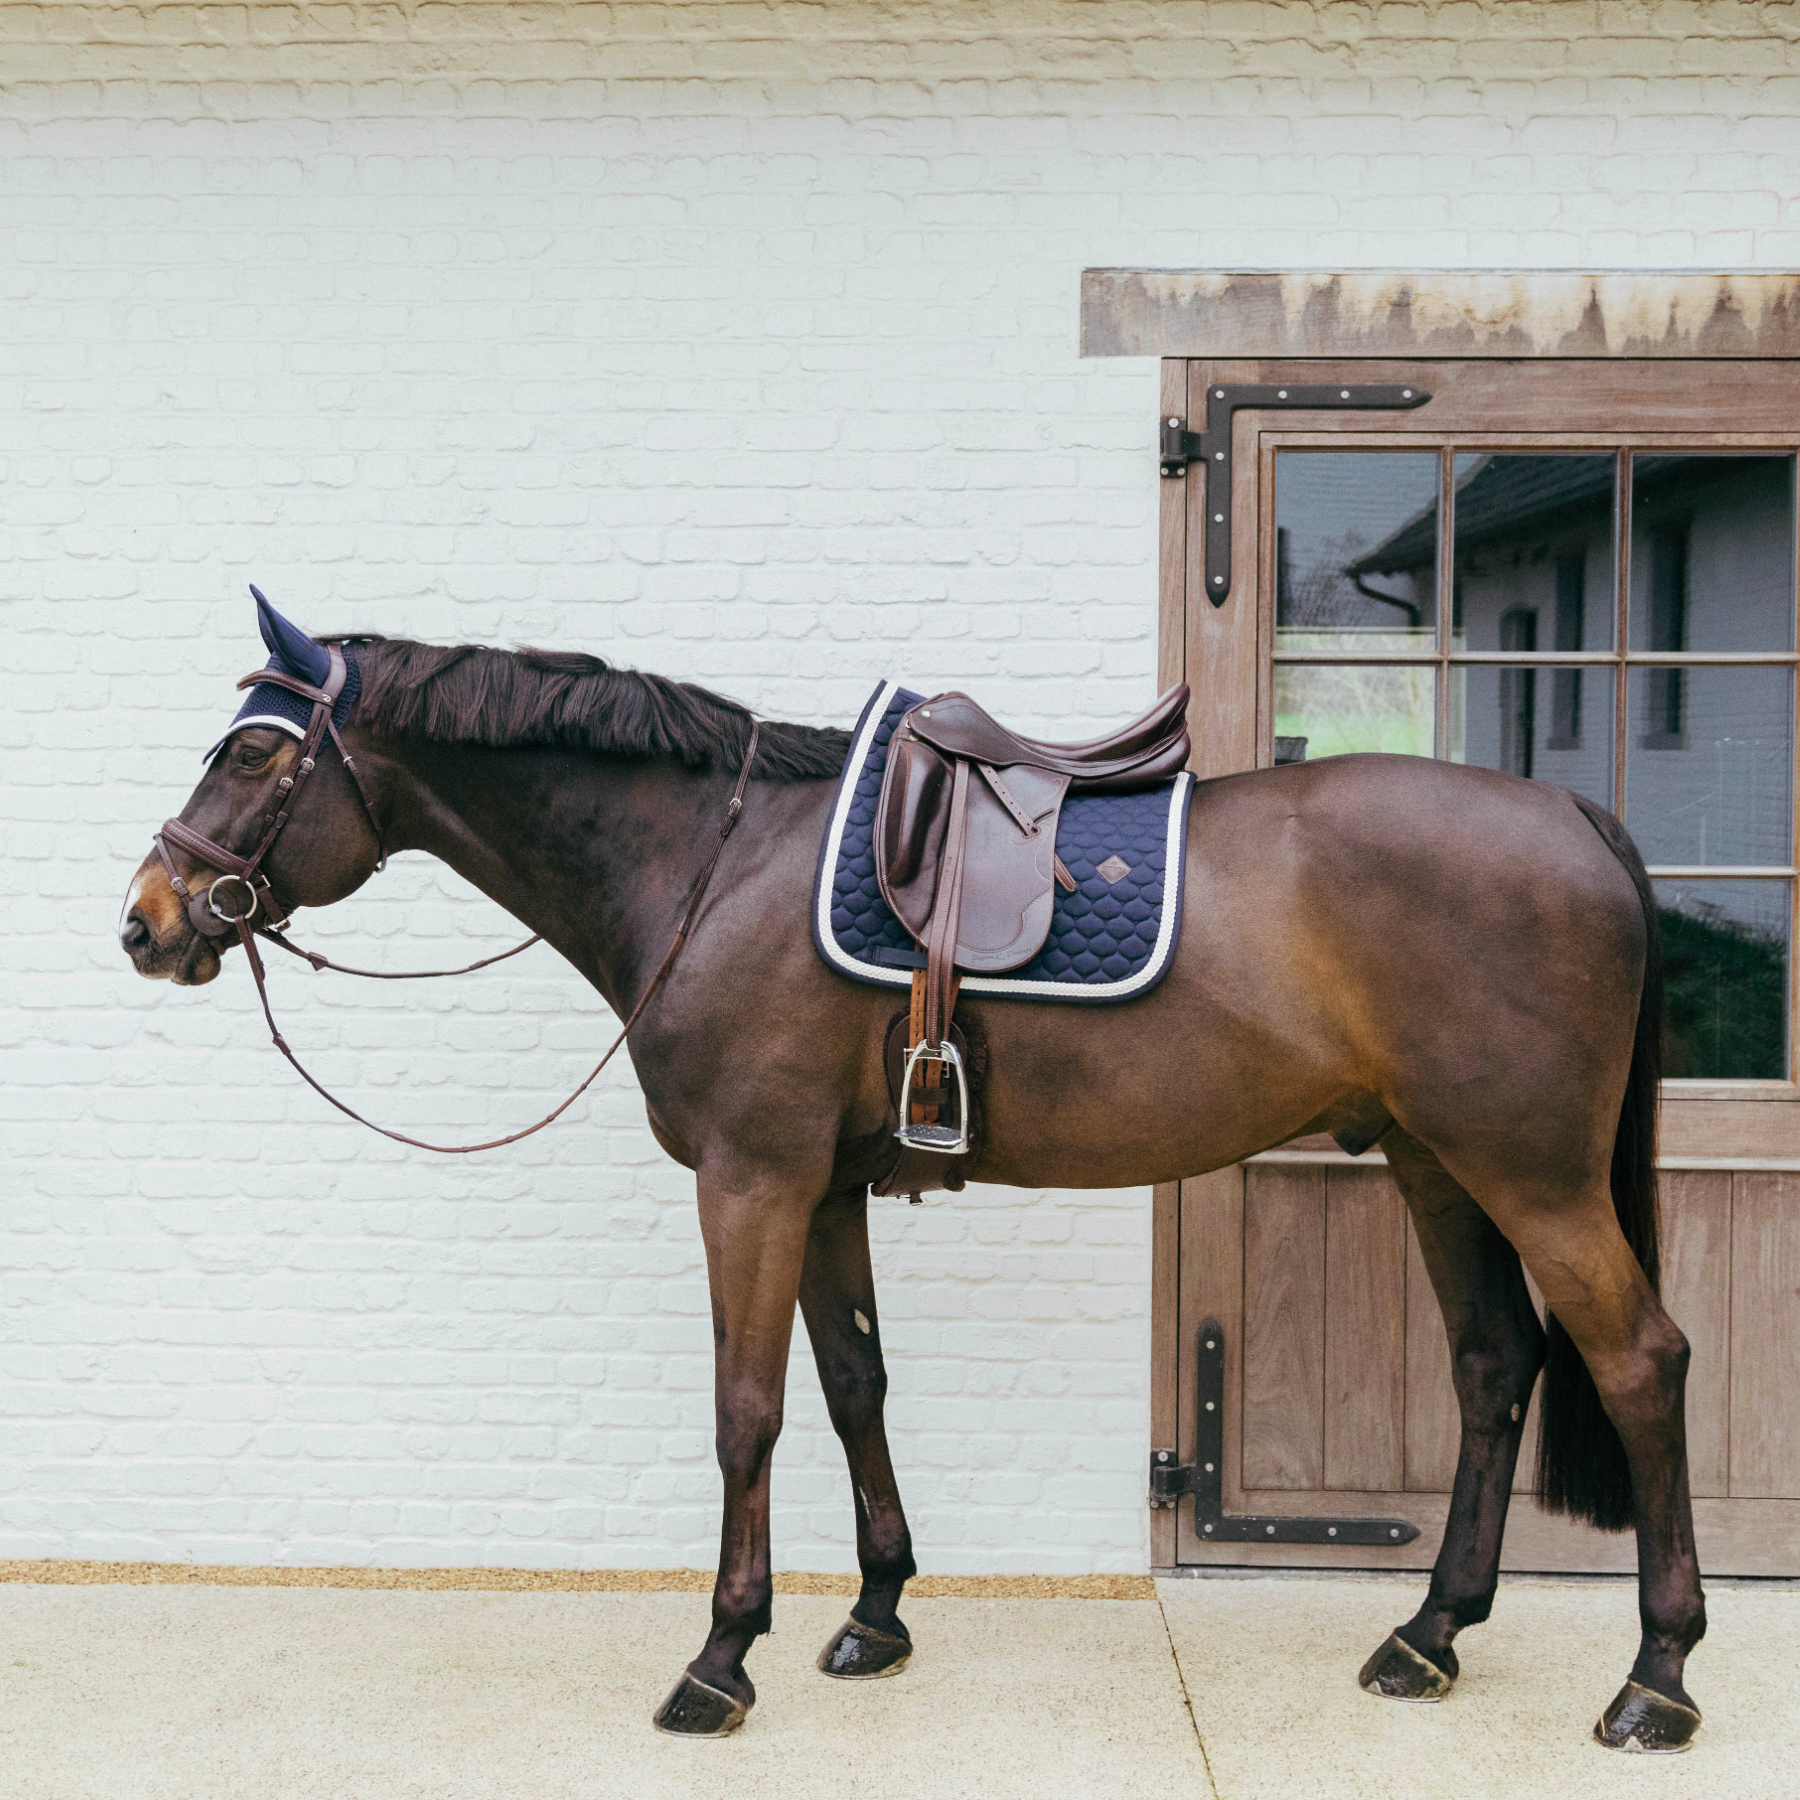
[119,859,226,986]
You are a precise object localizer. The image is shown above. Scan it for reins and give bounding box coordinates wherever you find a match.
[155,660,759,1154]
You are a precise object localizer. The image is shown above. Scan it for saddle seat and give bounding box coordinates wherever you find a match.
[870,683,1190,1178]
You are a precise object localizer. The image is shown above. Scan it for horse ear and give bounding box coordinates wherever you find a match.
[250,584,331,688]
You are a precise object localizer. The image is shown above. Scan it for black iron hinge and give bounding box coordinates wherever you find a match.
[1160,383,1432,607]
[1149,1317,1420,1547]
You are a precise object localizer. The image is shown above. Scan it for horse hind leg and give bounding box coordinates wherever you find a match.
[1358,1130,1544,1704]
[1497,1183,1706,1751]
[799,1187,917,1680]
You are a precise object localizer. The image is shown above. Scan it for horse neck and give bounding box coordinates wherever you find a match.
[364,734,729,1015]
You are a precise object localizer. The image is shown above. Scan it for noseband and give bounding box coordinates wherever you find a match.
[151,660,759,1154]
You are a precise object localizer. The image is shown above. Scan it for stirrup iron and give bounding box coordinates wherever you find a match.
[895,1037,970,1155]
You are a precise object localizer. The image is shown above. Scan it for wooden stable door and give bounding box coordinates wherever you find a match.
[1148,351,1800,1576]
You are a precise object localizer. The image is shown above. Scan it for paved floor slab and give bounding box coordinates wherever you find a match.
[1158,1572,1798,1800]
[0,1584,1209,1800]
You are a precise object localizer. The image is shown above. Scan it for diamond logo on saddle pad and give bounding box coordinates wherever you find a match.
[1096,854,1132,885]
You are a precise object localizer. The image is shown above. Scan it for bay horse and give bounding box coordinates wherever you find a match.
[120,615,1704,1752]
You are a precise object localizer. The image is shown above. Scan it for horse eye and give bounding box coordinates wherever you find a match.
[235,746,271,771]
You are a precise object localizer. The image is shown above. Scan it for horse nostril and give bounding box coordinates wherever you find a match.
[121,911,152,955]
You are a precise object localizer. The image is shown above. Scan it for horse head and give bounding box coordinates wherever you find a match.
[120,588,385,985]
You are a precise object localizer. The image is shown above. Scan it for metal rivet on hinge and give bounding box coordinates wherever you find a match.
[1167,416,1179,427]
[1204,1523,1213,1533]
[1390,1528,1400,1537]
[1277,389,1287,399]
[1204,1339,1215,1350]
[1204,1462,1214,1473]
[1266,1525,1275,1535]
[1213,513,1224,522]
[1205,1400,1215,1411]
[1328,1527,1338,1536]
[1157,1451,1170,1463]
[1213,576,1225,586]
[1214,389,1224,398]
[1341,389,1350,398]
[1403,388,1413,398]
[1213,451,1224,461]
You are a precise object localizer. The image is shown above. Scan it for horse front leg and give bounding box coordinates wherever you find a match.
[652,1170,818,1738]
[799,1186,918,1680]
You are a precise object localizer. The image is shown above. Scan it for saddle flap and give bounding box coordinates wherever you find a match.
[952,762,1069,971]
[874,729,952,938]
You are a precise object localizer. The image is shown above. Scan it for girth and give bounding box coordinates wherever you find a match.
[870,685,1190,1199]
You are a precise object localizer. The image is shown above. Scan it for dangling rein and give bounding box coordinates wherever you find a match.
[153,650,758,1155]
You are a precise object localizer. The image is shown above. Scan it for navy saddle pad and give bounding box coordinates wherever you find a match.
[811,682,1194,1003]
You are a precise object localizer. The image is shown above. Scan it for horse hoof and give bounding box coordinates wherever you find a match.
[1594,1680,1701,1753]
[1358,1632,1456,1703]
[818,1616,912,1679]
[652,1670,750,1737]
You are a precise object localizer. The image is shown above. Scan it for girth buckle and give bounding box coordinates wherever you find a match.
[894,1037,970,1155]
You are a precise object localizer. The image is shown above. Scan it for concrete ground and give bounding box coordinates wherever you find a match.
[0,1572,1794,1799]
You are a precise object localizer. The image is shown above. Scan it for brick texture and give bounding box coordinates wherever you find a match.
[1,2,1791,1574]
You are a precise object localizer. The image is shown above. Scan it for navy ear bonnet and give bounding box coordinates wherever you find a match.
[206,586,360,758]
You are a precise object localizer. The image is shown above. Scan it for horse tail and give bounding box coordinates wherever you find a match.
[1535,792,1662,1532]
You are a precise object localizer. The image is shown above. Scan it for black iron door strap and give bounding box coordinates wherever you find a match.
[1148,1317,1420,1547]
[1160,383,1432,605]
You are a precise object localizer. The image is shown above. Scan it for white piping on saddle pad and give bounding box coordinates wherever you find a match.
[813,679,1193,1001]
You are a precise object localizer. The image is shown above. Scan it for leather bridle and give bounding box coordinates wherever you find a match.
[151,654,759,1154]
[155,646,382,941]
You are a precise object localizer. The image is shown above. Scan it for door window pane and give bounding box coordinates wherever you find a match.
[1629,455,1796,652]
[1656,880,1790,1079]
[1626,667,1793,866]
[1276,452,1438,653]
[1451,454,1617,652]
[1450,665,1614,808]
[1273,664,1435,763]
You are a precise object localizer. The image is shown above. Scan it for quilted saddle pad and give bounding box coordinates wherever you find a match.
[811,681,1194,1003]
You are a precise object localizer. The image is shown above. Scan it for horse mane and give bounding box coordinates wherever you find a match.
[326,635,850,782]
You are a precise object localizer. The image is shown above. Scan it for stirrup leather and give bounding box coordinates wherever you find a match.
[895,1037,970,1155]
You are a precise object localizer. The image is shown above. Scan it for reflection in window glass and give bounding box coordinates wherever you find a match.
[1451,454,1616,652]
[1273,665,1435,763]
[1451,666,1614,807]
[1626,667,1793,867]
[1275,453,1438,653]
[1629,455,1796,652]
[1656,880,1790,1080]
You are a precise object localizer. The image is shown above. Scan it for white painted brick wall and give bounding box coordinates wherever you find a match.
[2,2,1793,1574]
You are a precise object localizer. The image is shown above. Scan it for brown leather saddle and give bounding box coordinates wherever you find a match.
[871,684,1191,1198]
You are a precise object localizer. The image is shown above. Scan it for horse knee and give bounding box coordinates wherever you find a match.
[822,1360,888,1441]
[716,1399,784,1482]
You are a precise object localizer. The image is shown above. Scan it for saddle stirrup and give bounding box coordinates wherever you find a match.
[894,1036,970,1155]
